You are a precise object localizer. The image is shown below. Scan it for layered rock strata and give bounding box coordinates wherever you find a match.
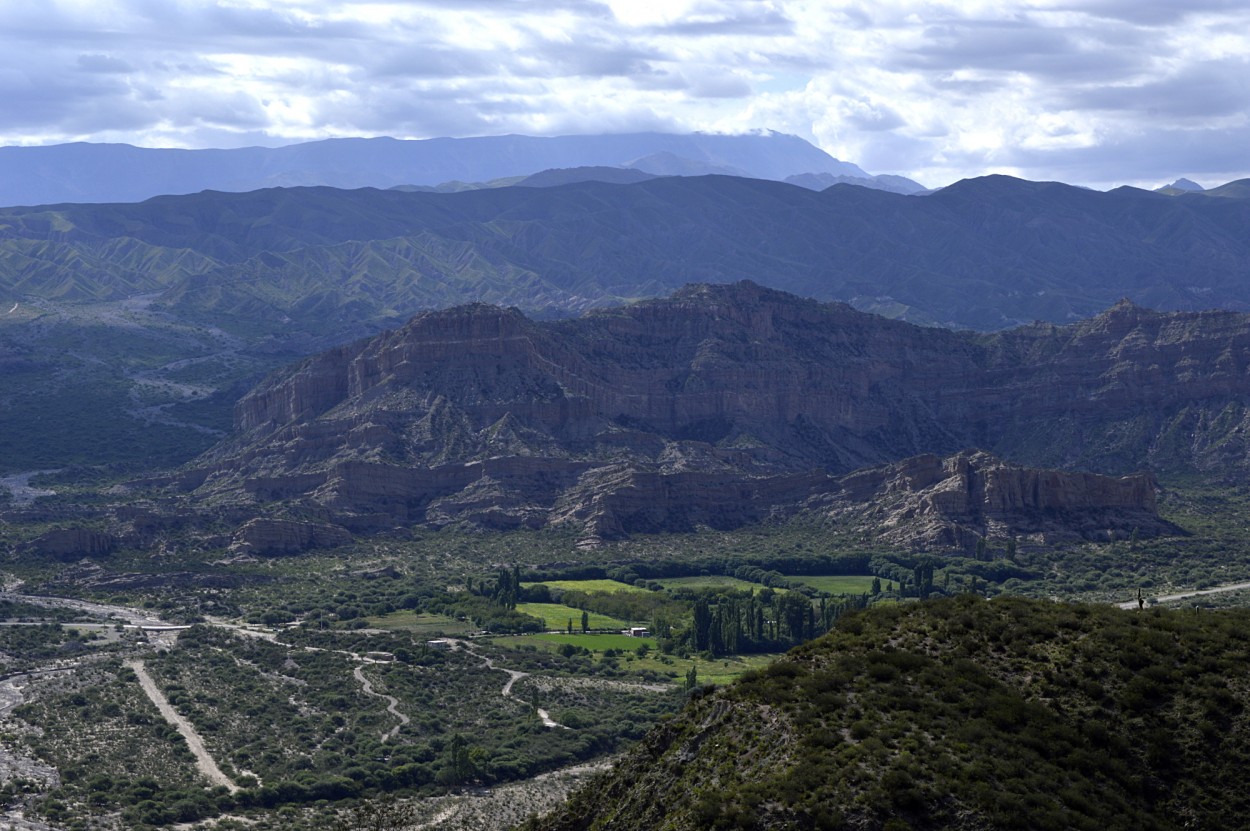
[19,528,117,560]
[229,518,352,556]
[821,451,1173,551]
[177,282,1239,540]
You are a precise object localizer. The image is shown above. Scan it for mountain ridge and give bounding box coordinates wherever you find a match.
[162,282,1245,539]
[5,173,1250,335]
[0,131,861,207]
[6,171,1250,475]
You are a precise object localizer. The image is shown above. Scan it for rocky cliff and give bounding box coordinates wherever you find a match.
[823,451,1174,551]
[229,518,352,556]
[18,528,117,561]
[168,282,1230,542]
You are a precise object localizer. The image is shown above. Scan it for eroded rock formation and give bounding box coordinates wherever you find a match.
[229,518,352,556]
[19,528,117,561]
[173,282,1238,541]
[822,451,1173,551]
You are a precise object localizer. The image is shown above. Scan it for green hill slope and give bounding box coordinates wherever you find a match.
[526,596,1250,831]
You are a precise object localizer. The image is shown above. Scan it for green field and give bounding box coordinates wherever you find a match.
[688,653,784,685]
[653,575,768,592]
[492,632,673,679]
[494,633,783,685]
[515,602,635,630]
[523,579,650,595]
[525,632,678,682]
[531,632,656,651]
[787,575,878,594]
[365,611,472,635]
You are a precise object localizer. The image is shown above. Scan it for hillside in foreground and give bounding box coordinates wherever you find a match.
[525,596,1250,831]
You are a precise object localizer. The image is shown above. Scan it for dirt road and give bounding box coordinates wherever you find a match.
[1117,580,1250,610]
[451,641,566,729]
[125,659,239,792]
[353,664,411,741]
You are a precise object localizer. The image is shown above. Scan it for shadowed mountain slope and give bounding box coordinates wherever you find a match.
[5,173,1250,475]
[172,283,1244,537]
[3,173,1250,335]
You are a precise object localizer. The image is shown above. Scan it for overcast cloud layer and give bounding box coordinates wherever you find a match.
[1,0,1247,189]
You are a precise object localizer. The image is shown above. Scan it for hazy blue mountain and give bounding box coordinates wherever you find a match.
[1157,177,1205,192]
[0,131,857,208]
[785,171,929,195]
[624,151,748,177]
[386,176,527,193]
[1152,178,1250,200]
[4,173,1250,333]
[1206,179,1250,199]
[516,167,659,187]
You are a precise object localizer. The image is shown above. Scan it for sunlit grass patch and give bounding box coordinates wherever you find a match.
[787,575,878,594]
[529,632,655,651]
[652,575,768,592]
[522,579,650,594]
[366,611,471,634]
[515,603,635,630]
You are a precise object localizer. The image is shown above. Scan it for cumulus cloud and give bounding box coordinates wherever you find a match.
[0,0,1246,187]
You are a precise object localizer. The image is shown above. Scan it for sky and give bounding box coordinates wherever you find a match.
[0,0,1247,190]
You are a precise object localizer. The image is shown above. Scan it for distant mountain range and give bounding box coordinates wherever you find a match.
[0,131,873,207]
[784,171,930,195]
[3,172,1249,336]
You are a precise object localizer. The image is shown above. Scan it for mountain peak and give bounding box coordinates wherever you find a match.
[186,282,1250,538]
[1108,297,1145,312]
[1090,297,1157,328]
[1168,177,1204,192]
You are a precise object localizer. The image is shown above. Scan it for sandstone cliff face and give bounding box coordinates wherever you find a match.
[224,284,973,474]
[822,451,1171,552]
[179,282,1226,540]
[19,528,117,561]
[229,518,352,556]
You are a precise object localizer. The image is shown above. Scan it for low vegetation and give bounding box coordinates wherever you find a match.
[6,480,1250,828]
[529,596,1250,831]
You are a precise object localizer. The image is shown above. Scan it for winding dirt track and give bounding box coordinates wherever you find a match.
[353,664,411,741]
[451,640,566,729]
[125,659,239,792]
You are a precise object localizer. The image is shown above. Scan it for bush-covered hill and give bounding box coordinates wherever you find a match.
[4,174,1250,334]
[524,596,1250,831]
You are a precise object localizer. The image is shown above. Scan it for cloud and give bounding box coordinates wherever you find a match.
[895,19,1154,82]
[1053,0,1249,26]
[647,7,794,37]
[76,54,134,74]
[0,0,1245,189]
[1060,59,1250,120]
[962,121,1250,189]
